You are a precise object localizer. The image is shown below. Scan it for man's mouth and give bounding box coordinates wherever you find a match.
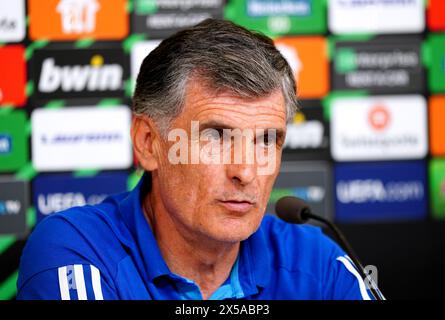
[218,199,255,213]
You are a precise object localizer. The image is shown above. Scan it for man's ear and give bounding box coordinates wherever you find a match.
[131,115,160,172]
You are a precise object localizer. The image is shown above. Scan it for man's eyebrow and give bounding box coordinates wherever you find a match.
[198,120,236,131]
[198,120,285,138]
[256,128,286,142]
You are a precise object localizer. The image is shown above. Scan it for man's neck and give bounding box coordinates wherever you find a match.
[142,189,239,300]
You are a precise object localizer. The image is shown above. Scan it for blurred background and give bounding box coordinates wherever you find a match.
[1,0,444,300]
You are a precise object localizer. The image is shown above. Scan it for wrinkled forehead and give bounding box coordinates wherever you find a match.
[176,79,287,131]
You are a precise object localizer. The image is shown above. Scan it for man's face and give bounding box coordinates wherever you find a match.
[154,81,287,243]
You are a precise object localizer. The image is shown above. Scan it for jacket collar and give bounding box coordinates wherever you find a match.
[118,172,272,294]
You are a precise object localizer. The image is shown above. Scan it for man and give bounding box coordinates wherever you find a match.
[17,19,376,300]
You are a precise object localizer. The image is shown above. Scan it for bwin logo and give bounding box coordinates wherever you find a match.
[38,54,123,93]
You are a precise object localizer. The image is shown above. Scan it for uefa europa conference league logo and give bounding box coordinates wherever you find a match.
[132,0,224,39]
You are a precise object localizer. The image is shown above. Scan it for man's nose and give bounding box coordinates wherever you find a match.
[226,163,256,186]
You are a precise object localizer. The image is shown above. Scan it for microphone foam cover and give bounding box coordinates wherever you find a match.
[275,196,310,224]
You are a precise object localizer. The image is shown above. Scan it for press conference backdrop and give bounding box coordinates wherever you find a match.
[1,0,444,300]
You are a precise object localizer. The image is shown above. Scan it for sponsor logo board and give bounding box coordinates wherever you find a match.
[427,34,445,93]
[275,37,329,99]
[333,37,424,94]
[0,178,28,235]
[331,95,427,161]
[283,100,329,160]
[267,161,332,221]
[225,0,326,35]
[0,45,26,106]
[31,106,132,171]
[429,96,445,156]
[29,0,128,40]
[32,46,127,101]
[427,0,445,31]
[133,0,224,39]
[429,159,445,219]
[130,40,162,92]
[0,110,28,171]
[334,161,427,222]
[329,0,425,34]
[33,172,128,221]
[0,0,26,42]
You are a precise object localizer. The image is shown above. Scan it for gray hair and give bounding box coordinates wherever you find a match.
[133,18,298,135]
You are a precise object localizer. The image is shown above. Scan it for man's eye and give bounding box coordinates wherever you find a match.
[202,128,224,141]
[258,133,277,147]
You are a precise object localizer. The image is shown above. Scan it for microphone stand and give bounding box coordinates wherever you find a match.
[302,209,384,301]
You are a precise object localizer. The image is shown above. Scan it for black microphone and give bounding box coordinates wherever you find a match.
[275,196,384,301]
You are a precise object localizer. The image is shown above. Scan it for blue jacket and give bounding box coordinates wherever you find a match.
[17,175,375,300]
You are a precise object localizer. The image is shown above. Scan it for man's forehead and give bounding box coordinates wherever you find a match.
[180,81,287,128]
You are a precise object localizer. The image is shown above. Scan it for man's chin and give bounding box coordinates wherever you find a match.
[208,233,251,244]
[205,218,260,243]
